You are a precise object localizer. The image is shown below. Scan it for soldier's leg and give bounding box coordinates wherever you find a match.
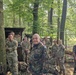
[59,59,65,75]
[23,51,25,62]
[7,57,13,73]
[12,56,18,75]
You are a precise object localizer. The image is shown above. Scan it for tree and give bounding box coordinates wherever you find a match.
[33,0,40,34]
[60,0,67,44]
[0,0,6,74]
[48,0,54,45]
[57,0,61,43]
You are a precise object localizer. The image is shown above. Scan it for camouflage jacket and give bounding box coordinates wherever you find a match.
[51,44,58,57]
[6,39,18,56]
[21,41,30,50]
[29,43,48,74]
[57,44,65,58]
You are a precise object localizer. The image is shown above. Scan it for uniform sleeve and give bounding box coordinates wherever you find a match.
[5,41,9,50]
[5,41,12,51]
[42,46,49,73]
[21,42,25,50]
[12,40,18,50]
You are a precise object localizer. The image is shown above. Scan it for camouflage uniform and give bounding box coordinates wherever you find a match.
[45,39,50,48]
[46,56,59,75]
[51,44,58,61]
[6,39,18,75]
[57,44,65,75]
[29,43,48,75]
[21,41,30,63]
[43,39,50,58]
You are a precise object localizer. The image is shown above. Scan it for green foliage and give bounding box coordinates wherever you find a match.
[3,0,76,44]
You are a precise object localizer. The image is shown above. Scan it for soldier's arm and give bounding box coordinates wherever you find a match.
[5,42,12,51]
[42,46,49,73]
[26,43,31,53]
[51,46,53,54]
[21,42,26,50]
[12,40,18,50]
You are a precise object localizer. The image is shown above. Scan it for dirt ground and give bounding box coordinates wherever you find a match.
[65,62,74,75]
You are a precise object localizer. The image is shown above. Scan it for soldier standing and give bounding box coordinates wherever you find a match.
[28,34,48,75]
[44,37,50,50]
[21,37,30,63]
[6,34,18,75]
[43,37,50,57]
[57,40,65,75]
[51,40,58,60]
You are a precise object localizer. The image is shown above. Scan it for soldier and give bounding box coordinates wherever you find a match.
[28,34,48,75]
[57,40,65,75]
[44,37,50,50]
[51,40,58,59]
[21,37,30,63]
[43,37,50,57]
[6,34,18,75]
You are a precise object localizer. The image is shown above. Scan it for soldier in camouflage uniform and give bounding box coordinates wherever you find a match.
[6,34,18,75]
[42,37,50,57]
[44,37,50,52]
[51,40,58,64]
[28,34,48,75]
[21,37,30,63]
[57,40,65,75]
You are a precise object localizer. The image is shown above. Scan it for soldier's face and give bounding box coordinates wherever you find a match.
[32,35,40,44]
[9,35,14,41]
[53,41,57,44]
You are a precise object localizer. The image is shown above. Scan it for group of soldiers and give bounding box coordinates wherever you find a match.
[5,32,65,75]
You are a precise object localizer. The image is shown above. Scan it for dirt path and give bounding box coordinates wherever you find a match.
[65,63,74,75]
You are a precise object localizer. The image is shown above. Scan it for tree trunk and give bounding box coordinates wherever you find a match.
[0,0,6,74]
[13,11,16,27]
[60,0,67,44]
[48,0,53,45]
[19,5,21,27]
[33,0,39,34]
[19,15,21,27]
[57,0,60,43]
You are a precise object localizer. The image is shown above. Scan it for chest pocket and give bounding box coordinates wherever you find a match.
[34,48,43,60]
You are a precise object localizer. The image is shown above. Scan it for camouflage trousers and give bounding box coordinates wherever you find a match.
[57,57,65,75]
[22,50,27,63]
[7,55,18,75]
